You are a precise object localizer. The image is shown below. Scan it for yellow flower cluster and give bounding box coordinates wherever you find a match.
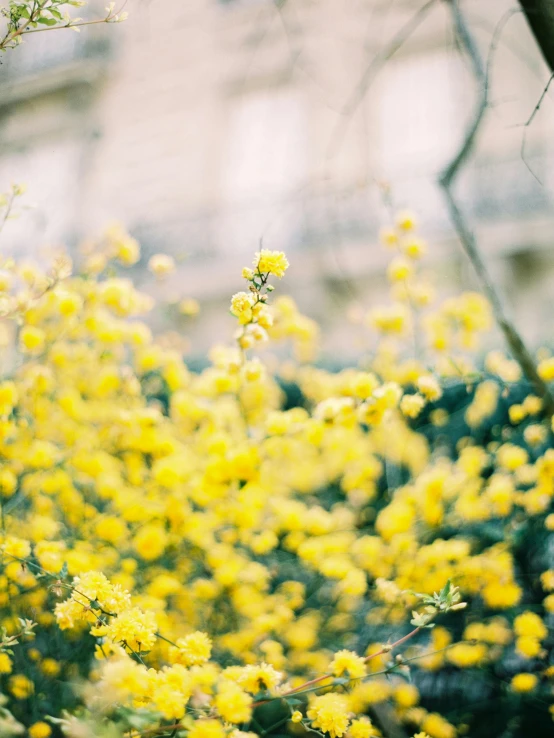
[0,221,551,738]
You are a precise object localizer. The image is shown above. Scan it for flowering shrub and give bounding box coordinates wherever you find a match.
[0,204,552,738]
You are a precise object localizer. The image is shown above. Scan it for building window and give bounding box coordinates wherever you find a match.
[377,50,467,178]
[218,86,307,253]
[374,50,468,222]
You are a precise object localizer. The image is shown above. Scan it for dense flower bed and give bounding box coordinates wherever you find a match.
[0,216,552,738]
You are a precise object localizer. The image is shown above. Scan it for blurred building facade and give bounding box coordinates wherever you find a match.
[1,0,554,358]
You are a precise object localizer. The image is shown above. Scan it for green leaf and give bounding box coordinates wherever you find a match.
[37,17,58,26]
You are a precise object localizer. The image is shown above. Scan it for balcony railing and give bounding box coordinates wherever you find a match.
[133,152,554,261]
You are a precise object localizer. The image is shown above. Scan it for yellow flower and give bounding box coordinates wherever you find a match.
[8,674,34,699]
[394,683,419,708]
[236,663,283,694]
[387,257,413,282]
[508,404,526,424]
[514,611,547,640]
[133,524,168,561]
[40,658,61,677]
[446,642,487,668]
[401,393,426,419]
[516,636,541,658]
[0,652,12,674]
[307,693,350,738]
[151,682,187,720]
[0,381,17,414]
[540,570,554,592]
[179,298,200,316]
[20,325,45,354]
[330,649,366,680]
[379,227,399,248]
[29,722,52,738]
[173,631,212,667]
[396,210,417,231]
[230,292,254,324]
[538,357,554,381]
[255,250,289,278]
[524,424,546,446]
[148,253,175,277]
[416,376,442,402]
[403,238,427,259]
[188,720,226,738]
[291,711,303,724]
[106,607,158,652]
[421,713,455,738]
[215,681,253,724]
[511,673,538,692]
[347,718,378,738]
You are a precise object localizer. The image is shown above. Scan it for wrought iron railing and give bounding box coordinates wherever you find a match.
[133,152,554,260]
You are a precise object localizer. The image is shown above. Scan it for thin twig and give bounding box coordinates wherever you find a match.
[0,189,17,238]
[253,624,422,707]
[520,71,554,183]
[0,2,127,51]
[0,0,38,51]
[484,7,523,92]
[326,0,438,161]
[439,0,554,415]
[135,639,458,738]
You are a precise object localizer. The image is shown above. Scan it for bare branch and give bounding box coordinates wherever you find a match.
[0,2,128,53]
[484,7,523,92]
[439,0,554,414]
[520,71,554,183]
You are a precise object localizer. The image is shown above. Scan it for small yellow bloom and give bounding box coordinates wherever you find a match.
[215,681,253,724]
[401,393,426,419]
[511,672,538,692]
[179,298,200,316]
[387,257,413,282]
[307,693,350,738]
[514,611,547,640]
[396,210,417,231]
[416,375,442,401]
[330,649,366,679]
[19,325,45,354]
[29,723,52,738]
[538,357,554,381]
[8,674,34,699]
[173,631,212,667]
[0,652,12,674]
[148,253,175,277]
[254,250,289,278]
